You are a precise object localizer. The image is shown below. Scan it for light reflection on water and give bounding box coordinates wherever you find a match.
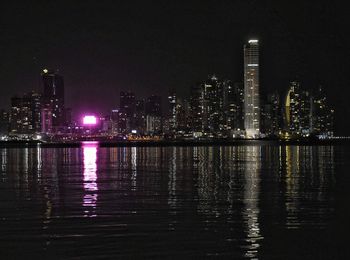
[243,146,262,258]
[0,144,344,258]
[82,142,98,217]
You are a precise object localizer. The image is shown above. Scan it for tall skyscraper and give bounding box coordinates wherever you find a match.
[244,39,260,138]
[41,69,65,130]
[110,109,119,135]
[10,92,42,135]
[176,98,190,134]
[311,86,334,137]
[119,91,136,133]
[285,81,300,133]
[29,91,42,133]
[145,95,162,134]
[284,81,312,136]
[0,110,9,135]
[223,81,244,134]
[263,92,282,136]
[41,104,53,134]
[202,75,223,136]
[145,95,162,117]
[135,99,146,134]
[190,82,204,135]
[168,92,177,134]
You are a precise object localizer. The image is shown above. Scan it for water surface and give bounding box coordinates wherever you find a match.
[1,143,349,258]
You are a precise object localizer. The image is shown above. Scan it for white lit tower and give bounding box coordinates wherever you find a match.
[244,39,260,138]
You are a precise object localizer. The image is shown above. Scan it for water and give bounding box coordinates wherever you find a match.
[0,143,349,259]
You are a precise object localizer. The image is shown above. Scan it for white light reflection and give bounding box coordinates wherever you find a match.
[131,147,137,190]
[1,148,7,174]
[82,141,98,217]
[243,146,263,258]
[36,145,42,177]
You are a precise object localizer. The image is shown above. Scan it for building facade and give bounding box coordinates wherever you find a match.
[42,69,65,130]
[119,91,136,134]
[244,39,260,138]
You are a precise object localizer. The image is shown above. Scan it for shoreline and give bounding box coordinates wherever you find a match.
[0,139,348,148]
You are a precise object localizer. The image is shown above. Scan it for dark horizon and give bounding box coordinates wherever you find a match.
[1,1,349,134]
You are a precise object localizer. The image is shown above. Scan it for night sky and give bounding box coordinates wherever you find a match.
[1,1,349,134]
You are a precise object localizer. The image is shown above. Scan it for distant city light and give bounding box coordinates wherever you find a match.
[83,115,97,125]
[248,39,258,43]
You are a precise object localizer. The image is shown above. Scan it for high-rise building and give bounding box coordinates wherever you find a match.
[145,95,162,134]
[202,75,224,136]
[9,92,42,135]
[223,81,244,135]
[64,108,72,127]
[168,92,177,134]
[10,95,32,134]
[145,95,162,117]
[42,69,65,130]
[146,115,162,135]
[120,91,136,117]
[176,98,190,135]
[190,76,240,138]
[190,82,204,135]
[0,110,9,135]
[285,81,312,136]
[261,92,282,136]
[135,99,146,134]
[29,91,42,133]
[311,86,334,137]
[285,81,300,133]
[110,109,119,135]
[41,104,53,134]
[244,39,260,138]
[119,91,136,134]
[117,110,127,134]
[299,90,312,135]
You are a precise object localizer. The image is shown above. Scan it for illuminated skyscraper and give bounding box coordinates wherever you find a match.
[223,81,244,135]
[261,92,282,136]
[10,92,42,134]
[202,75,223,136]
[285,81,312,136]
[145,95,162,134]
[110,109,119,135]
[311,86,334,137]
[176,98,190,134]
[168,92,177,134]
[190,82,204,135]
[244,39,260,138]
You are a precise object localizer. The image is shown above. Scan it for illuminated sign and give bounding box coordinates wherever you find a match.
[83,115,97,125]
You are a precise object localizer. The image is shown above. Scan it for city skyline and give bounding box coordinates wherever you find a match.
[1,3,349,259]
[1,1,349,134]
[0,58,335,141]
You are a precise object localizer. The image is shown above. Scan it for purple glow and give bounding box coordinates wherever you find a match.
[83,115,97,125]
[82,141,98,216]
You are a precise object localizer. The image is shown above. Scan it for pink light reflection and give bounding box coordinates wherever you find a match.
[82,141,98,217]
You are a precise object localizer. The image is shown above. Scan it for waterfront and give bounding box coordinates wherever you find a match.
[0,143,349,258]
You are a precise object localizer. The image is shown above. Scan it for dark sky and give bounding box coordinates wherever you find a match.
[1,1,349,134]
